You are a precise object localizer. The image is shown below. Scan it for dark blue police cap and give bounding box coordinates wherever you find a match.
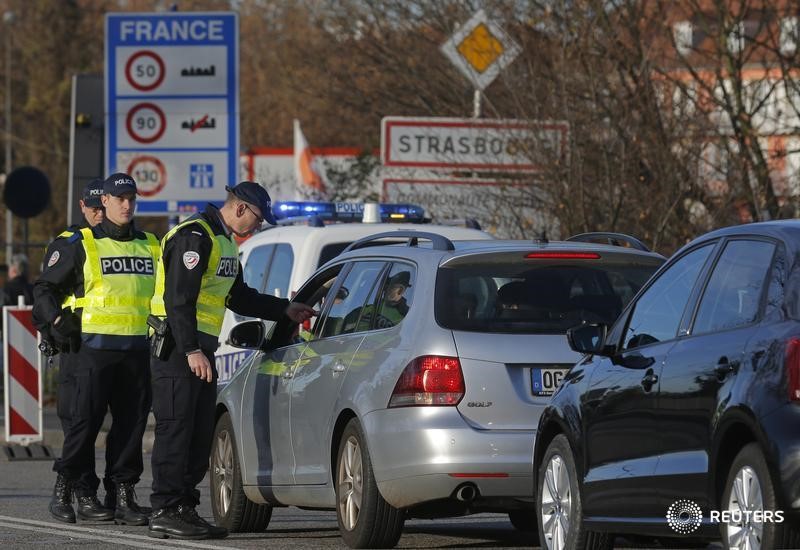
[225,181,277,225]
[82,178,104,208]
[103,172,137,197]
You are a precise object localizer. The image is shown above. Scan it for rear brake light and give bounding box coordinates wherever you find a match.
[786,338,800,401]
[388,355,464,407]
[526,252,601,259]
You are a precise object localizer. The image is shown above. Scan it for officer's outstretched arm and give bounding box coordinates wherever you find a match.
[226,263,290,321]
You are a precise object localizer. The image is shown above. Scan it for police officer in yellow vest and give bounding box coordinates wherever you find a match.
[34,178,115,523]
[148,181,315,540]
[33,173,158,526]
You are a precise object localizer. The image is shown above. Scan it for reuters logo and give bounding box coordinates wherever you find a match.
[666,499,703,535]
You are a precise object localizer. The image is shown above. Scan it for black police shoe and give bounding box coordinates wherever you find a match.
[76,494,115,521]
[148,507,209,540]
[178,504,228,539]
[114,482,149,526]
[105,484,152,515]
[49,474,76,524]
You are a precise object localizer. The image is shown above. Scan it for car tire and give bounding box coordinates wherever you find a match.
[210,412,272,532]
[335,418,405,548]
[537,434,613,550]
[720,443,800,550]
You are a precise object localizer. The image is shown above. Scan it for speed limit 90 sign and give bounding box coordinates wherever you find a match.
[125,50,165,92]
[125,102,166,144]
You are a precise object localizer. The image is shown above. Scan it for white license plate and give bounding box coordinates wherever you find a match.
[531,367,569,397]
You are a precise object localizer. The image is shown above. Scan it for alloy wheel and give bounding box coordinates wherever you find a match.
[540,454,572,550]
[213,429,234,517]
[725,465,764,550]
[338,435,363,531]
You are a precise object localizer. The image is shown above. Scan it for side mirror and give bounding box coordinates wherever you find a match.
[227,320,265,349]
[567,323,609,355]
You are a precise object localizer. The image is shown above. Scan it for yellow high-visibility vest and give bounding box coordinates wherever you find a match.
[150,218,238,337]
[76,227,160,336]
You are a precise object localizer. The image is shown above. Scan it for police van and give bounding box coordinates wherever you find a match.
[215,201,492,384]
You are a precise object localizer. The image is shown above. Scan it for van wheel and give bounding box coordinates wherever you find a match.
[336,418,404,548]
[210,412,272,532]
[537,434,612,550]
[720,443,799,549]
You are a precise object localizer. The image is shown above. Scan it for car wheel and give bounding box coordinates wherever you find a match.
[210,412,272,532]
[720,443,800,550]
[336,418,405,548]
[537,434,612,550]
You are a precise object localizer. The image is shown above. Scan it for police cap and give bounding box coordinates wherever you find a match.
[224,181,277,225]
[82,178,104,208]
[388,271,412,288]
[103,172,137,197]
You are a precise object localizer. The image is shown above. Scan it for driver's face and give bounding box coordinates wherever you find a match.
[386,284,406,304]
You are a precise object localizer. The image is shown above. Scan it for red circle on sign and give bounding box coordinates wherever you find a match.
[125,51,165,92]
[127,155,167,197]
[126,103,166,144]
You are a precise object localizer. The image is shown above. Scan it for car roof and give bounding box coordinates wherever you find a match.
[680,220,800,257]
[332,237,666,265]
[237,223,492,252]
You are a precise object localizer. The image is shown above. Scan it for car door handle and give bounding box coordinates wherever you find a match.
[640,373,659,390]
[332,361,347,373]
[715,358,736,378]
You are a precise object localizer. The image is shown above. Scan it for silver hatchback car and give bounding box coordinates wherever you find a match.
[211,231,664,548]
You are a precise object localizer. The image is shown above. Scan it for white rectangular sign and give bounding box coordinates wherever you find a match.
[381,117,568,171]
[382,177,559,239]
[106,12,239,215]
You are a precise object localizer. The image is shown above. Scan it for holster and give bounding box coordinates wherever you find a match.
[147,314,174,360]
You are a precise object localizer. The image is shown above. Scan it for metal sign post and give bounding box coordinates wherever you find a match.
[105,12,239,215]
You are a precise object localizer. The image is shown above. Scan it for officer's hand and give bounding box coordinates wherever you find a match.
[285,302,317,324]
[51,311,80,344]
[187,351,213,383]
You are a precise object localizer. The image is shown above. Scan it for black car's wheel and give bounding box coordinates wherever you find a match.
[537,435,612,550]
[720,443,800,550]
[210,412,272,532]
[335,418,405,548]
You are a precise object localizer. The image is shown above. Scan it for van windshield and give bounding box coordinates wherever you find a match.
[435,256,661,334]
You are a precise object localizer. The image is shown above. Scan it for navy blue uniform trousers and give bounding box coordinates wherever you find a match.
[150,347,217,509]
[55,347,151,496]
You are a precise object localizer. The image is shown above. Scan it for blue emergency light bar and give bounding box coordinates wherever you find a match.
[272,201,426,223]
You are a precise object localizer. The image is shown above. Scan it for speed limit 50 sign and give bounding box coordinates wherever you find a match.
[105,12,239,215]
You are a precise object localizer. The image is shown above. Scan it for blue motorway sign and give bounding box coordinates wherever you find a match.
[105,12,239,214]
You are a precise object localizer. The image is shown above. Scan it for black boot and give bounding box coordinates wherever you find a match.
[178,504,228,539]
[76,494,115,521]
[148,507,209,540]
[48,474,75,524]
[114,482,149,526]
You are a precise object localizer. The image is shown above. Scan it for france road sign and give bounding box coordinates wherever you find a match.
[440,9,520,91]
[106,12,239,215]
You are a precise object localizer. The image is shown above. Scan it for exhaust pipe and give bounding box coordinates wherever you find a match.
[454,483,478,502]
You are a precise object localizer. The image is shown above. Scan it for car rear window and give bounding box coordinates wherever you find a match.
[435,256,661,334]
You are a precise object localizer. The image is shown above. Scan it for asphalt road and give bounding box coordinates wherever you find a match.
[0,448,539,549]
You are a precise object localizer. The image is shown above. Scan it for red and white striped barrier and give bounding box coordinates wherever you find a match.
[3,306,43,443]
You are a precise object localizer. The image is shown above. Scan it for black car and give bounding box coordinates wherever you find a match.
[534,221,800,550]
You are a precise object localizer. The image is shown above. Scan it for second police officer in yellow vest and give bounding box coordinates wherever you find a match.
[147,181,315,540]
[33,173,157,525]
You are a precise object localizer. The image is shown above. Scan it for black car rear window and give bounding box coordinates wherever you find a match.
[435,257,661,334]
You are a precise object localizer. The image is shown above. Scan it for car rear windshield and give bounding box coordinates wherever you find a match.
[435,255,661,334]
